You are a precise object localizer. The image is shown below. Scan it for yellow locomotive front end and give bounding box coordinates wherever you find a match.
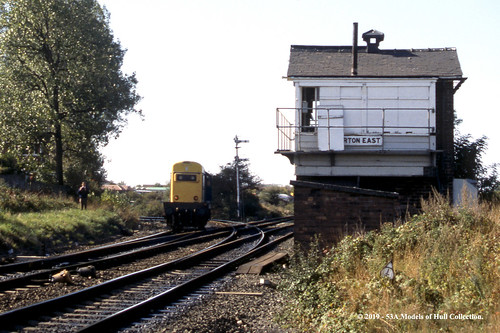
[164,161,211,231]
[170,161,204,204]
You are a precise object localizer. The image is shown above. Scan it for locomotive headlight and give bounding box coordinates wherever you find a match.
[174,195,179,201]
[193,196,199,201]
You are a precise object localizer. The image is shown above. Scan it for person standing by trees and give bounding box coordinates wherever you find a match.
[78,182,89,210]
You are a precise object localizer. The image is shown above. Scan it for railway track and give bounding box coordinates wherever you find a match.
[0,227,232,292]
[0,218,293,332]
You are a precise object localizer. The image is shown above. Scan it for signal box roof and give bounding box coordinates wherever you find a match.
[287,45,463,79]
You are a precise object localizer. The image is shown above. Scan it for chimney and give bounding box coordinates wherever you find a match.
[351,22,358,76]
[362,29,384,53]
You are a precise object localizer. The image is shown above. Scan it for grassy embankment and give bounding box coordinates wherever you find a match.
[278,193,499,332]
[0,183,140,255]
[0,181,293,256]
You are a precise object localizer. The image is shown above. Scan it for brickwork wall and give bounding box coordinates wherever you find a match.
[297,175,438,215]
[359,177,437,215]
[292,181,399,249]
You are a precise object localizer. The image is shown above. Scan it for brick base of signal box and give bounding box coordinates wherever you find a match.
[291,180,400,250]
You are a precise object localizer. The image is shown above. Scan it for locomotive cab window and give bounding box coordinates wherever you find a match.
[175,174,198,182]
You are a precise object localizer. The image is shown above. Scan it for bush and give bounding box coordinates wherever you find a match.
[258,185,294,218]
[278,194,499,332]
[93,190,140,230]
[130,191,166,217]
[0,154,18,174]
[0,181,74,213]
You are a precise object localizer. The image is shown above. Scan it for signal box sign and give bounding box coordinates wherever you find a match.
[344,136,383,146]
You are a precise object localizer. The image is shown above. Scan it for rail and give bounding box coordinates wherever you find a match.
[0,219,293,331]
[276,107,436,152]
[0,229,232,291]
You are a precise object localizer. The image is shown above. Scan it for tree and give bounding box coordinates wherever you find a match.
[211,160,262,220]
[454,133,487,180]
[0,0,141,185]
[454,130,499,200]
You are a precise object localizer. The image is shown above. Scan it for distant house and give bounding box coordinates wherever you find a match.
[101,183,132,192]
[276,25,466,247]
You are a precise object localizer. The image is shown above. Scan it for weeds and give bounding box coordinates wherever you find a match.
[278,194,499,332]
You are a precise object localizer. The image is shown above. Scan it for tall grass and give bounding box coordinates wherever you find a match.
[278,194,499,332]
[0,209,129,254]
[0,183,140,255]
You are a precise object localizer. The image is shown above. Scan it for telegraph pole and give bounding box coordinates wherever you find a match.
[234,135,249,220]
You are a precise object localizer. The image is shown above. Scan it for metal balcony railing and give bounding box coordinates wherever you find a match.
[276,109,295,152]
[276,107,435,152]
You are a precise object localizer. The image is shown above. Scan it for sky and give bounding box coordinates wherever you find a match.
[97,0,500,186]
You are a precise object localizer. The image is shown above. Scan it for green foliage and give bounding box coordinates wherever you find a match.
[0,181,74,213]
[258,185,294,217]
[92,190,139,229]
[97,190,164,216]
[279,194,499,332]
[0,154,18,174]
[210,161,293,220]
[454,133,488,180]
[0,0,141,185]
[278,240,342,330]
[99,190,130,210]
[211,160,263,220]
[258,185,284,206]
[0,208,127,254]
[0,183,146,254]
[64,153,106,193]
[129,191,165,217]
[454,125,500,201]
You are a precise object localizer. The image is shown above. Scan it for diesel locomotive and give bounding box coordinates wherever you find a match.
[163,161,212,231]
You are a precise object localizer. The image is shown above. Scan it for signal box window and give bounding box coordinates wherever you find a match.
[176,174,197,182]
[301,87,318,132]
